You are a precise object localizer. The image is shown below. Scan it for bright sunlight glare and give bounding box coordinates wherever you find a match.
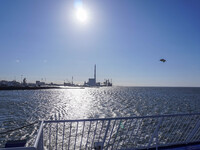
[76,7,88,23]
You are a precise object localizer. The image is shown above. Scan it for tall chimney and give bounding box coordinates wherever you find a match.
[94,64,96,84]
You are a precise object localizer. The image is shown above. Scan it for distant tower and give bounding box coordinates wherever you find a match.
[94,64,96,84]
[23,78,27,86]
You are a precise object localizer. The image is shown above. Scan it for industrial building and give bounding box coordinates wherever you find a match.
[84,65,112,87]
[84,65,97,86]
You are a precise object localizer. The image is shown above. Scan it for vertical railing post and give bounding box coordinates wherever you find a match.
[39,127,44,150]
[34,121,44,150]
[147,117,163,150]
[155,118,162,150]
[102,120,111,149]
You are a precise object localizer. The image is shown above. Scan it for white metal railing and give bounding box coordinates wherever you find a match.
[2,113,200,150]
[41,113,200,150]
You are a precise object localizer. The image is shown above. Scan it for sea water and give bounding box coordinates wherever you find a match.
[0,87,200,147]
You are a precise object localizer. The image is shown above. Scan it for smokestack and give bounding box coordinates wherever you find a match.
[94,64,96,83]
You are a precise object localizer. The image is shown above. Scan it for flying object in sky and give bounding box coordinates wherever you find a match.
[160,59,166,63]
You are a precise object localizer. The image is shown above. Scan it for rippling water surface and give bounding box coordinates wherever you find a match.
[0,87,200,147]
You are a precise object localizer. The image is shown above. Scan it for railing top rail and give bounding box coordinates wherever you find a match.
[34,120,44,148]
[44,113,200,123]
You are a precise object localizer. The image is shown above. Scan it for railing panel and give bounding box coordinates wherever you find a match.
[41,114,200,150]
[158,114,200,147]
[2,113,200,150]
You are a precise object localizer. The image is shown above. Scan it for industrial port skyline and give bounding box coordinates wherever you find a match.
[0,65,112,88]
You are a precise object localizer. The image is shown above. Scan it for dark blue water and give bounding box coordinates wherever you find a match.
[0,87,200,147]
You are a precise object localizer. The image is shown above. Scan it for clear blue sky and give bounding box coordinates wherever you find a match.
[0,0,200,86]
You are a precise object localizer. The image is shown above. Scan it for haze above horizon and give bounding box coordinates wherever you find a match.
[0,0,200,87]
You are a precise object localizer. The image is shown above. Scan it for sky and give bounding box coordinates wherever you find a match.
[0,0,200,87]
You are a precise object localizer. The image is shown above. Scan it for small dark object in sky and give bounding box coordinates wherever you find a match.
[160,59,166,63]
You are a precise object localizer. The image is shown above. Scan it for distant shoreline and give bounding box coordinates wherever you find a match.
[0,86,61,91]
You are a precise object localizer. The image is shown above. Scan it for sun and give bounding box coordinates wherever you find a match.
[76,7,88,23]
